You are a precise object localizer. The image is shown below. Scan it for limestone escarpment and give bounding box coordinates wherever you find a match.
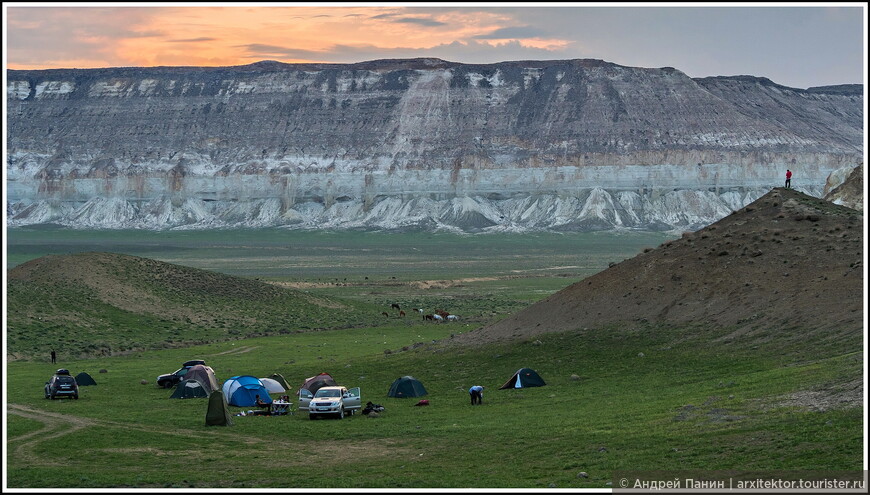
[6,58,863,231]
[823,163,864,211]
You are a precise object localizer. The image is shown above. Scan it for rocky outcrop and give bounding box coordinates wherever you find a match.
[823,163,864,211]
[6,58,863,231]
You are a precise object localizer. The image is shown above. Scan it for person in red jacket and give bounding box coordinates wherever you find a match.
[785,169,792,188]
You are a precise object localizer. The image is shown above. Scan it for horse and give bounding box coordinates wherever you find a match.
[423,314,434,321]
[446,314,459,321]
[414,308,424,313]
[433,314,444,322]
[399,310,406,317]
[436,310,450,318]
[381,312,390,317]
[391,303,401,311]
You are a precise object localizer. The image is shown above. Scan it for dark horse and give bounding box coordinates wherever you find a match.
[391,303,401,311]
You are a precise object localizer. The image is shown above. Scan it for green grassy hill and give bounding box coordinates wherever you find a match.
[6,251,382,360]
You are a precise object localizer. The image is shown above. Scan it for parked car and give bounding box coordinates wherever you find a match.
[45,369,78,400]
[299,385,361,419]
[156,360,206,389]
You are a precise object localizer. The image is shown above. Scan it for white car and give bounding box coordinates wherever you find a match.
[299,385,362,420]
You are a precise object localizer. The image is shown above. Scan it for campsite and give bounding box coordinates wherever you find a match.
[5,216,865,489]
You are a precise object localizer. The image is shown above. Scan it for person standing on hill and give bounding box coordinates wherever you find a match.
[785,169,792,188]
[50,350,56,364]
[469,385,484,405]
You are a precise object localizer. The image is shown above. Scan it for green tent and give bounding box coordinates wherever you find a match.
[498,368,546,389]
[171,379,209,399]
[75,372,97,386]
[205,390,234,426]
[387,376,428,398]
[269,372,291,390]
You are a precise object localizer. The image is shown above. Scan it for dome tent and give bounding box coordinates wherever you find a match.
[184,365,219,395]
[170,379,209,399]
[259,377,286,394]
[269,372,291,390]
[74,372,97,386]
[222,375,272,407]
[498,368,546,389]
[298,372,337,395]
[387,376,428,398]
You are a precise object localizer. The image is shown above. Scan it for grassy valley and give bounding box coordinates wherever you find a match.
[6,229,673,361]
[6,320,863,488]
[4,222,864,489]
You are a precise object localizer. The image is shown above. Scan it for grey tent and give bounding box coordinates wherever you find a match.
[387,376,428,398]
[205,390,234,426]
[184,364,219,395]
[74,372,97,386]
[170,379,209,399]
[259,377,286,394]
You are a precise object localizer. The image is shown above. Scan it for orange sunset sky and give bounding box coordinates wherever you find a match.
[3,2,867,90]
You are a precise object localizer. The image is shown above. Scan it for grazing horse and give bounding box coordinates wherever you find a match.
[399,310,406,317]
[446,314,459,321]
[381,312,390,317]
[433,314,444,322]
[436,310,450,318]
[423,314,434,321]
[391,303,401,311]
[414,308,424,314]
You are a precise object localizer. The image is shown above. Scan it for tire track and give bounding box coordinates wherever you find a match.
[213,345,259,355]
[6,403,262,467]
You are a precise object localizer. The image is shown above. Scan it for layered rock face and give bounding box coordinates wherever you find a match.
[823,163,864,211]
[6,58,863,231]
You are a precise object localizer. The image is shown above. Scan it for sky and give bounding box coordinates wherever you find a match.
[2,2,867,90]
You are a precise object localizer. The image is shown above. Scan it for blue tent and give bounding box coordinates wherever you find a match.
[221,375,273,407]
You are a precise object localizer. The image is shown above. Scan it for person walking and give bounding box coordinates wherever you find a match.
[50,349,56,364]
[469,385,484,405]
[785,169,792,188]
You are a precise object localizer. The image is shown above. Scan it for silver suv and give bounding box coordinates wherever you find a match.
[299,385,361,419]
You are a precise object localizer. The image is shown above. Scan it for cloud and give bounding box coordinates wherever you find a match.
[5,6,169,68]
[369,12,445,27]
[425,39,572,64]
[274,39,572,66]
[168,37,217,43]
[392,17,447,27]
[237,43,328,60]
[473,25,550,40]
[4,5,863,88]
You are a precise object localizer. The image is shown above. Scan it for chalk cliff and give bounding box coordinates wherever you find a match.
[6,58,863,231]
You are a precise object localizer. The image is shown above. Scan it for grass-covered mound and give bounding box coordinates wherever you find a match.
[6,251,382,360]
